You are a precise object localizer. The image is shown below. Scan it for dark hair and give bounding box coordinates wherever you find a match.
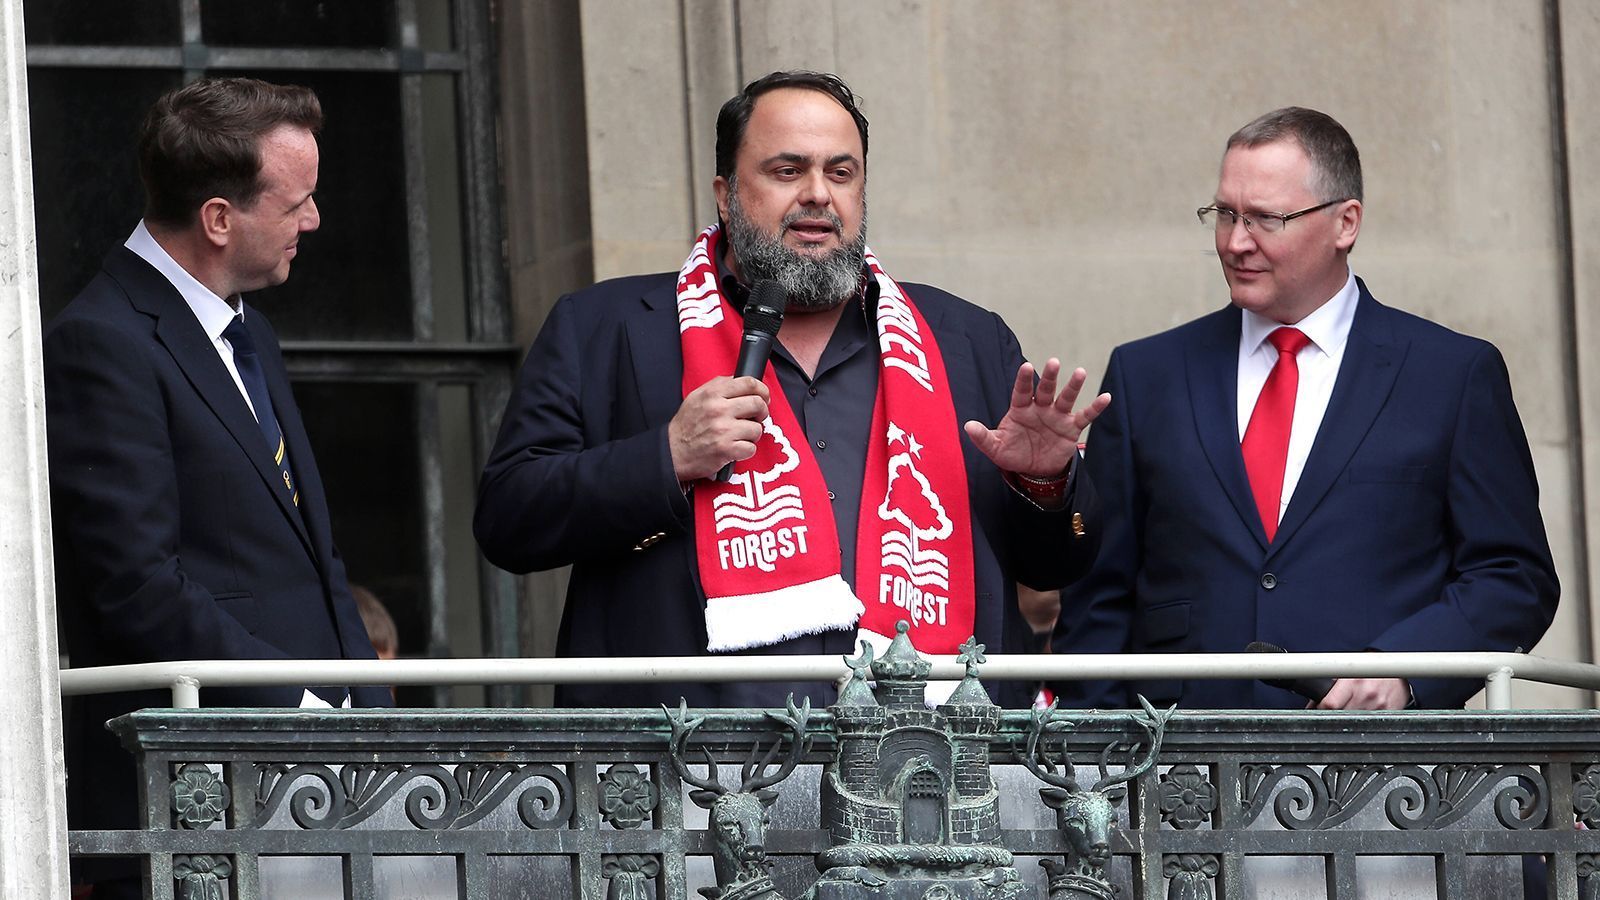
[138,77,322,227]
[714,70,868,179]
[1227,106,1363,204]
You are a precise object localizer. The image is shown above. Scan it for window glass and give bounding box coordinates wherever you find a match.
[423,73,467,342]
[417,0,455,52]
[25,0,180,45]
[201,0,396,48]
[28,68,182,321]
[294,381,426,671]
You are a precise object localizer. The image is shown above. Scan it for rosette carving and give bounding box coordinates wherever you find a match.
[1574,765,1600,828]
[171,764,230,829]
[1158,765,1217,829]
[254,762,573,830]
[598,764,658,829]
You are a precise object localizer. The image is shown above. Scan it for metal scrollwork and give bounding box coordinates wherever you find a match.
[254,762,573,830]
[1162,854,1218,900]
[1241,763,1548,830]
[598,763,659,829]
[1158,764,1217,829]
[172,854,232,900]
[517,766,574,830]
[602,853,660,900]
[1483,767,1548,830]
[171,764,230,829]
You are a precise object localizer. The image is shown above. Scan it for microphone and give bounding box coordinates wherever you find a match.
[714,279,788,482]
[1246,641,1336,703]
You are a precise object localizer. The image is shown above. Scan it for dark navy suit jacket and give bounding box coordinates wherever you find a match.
[1055,280,1557,709]
[475,273,1099,709]
[45,247,389,840]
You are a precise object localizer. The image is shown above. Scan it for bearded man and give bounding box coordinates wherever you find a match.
[475,71,1106,708]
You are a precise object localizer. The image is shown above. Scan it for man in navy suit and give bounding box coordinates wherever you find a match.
[476,71,1105,710]
[1056,107,1557,710]
[45,78,390,896]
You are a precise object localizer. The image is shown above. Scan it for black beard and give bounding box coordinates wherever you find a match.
[725,185,867,311]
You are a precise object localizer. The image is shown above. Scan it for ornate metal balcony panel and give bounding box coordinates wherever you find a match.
[70,706,1600,898]
[69,634,1600,900]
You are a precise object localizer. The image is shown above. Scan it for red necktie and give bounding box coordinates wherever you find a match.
[1241,327,1311,541]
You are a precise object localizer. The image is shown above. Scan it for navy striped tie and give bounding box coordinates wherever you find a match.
[223,315,298,506]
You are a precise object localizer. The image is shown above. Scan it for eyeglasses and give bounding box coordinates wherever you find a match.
[1196,199,1345,235]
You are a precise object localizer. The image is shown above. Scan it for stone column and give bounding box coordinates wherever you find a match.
[0,0,72,896]
[1560,0,1600,703]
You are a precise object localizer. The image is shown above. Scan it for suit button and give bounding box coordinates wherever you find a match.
[1260,572,1277,590]
[633,532,666,552]
[816,439,827,450]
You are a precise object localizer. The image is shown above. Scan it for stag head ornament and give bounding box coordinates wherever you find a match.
[665,697,811,899]
[1018,696,1176,894]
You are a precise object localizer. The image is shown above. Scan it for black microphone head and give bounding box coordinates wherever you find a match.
[742,279,788,337]
[1245,641,1334,702]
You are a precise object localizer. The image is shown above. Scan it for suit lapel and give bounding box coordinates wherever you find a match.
[628,281,688,422]
[108,249,314,553]
[1267,285,1405,558]
[1185,306,1270,549]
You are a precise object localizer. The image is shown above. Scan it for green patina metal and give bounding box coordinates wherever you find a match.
[76,631,1600,898]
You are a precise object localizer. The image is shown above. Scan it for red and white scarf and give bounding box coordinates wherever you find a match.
[678,226,975,664]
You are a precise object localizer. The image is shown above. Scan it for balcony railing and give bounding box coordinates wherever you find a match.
[60,651,1600,899]
[58,650,1600,710]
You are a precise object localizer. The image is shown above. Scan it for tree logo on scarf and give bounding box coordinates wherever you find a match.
[875,422,951,627]
[712,418,811,573]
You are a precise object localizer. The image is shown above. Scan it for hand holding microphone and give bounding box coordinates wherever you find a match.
[1246,641,1335,703]
[714,280,788,481]
[666,280,788,483]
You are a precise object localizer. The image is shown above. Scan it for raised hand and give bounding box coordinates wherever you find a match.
[963,359,1111,478]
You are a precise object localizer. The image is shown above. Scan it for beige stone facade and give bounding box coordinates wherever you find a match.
[498,0,1600,707]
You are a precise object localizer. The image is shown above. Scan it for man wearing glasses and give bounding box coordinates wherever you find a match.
[1055,107,1557,710]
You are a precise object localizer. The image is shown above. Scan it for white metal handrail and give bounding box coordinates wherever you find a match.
[55,651,1600,711]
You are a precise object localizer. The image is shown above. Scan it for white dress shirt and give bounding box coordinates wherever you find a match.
[1236,270,1359,526]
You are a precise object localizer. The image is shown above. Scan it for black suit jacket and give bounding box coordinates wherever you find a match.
[475,273,1099,709]
[1056,280,1558,709]
[45,246,389,839]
